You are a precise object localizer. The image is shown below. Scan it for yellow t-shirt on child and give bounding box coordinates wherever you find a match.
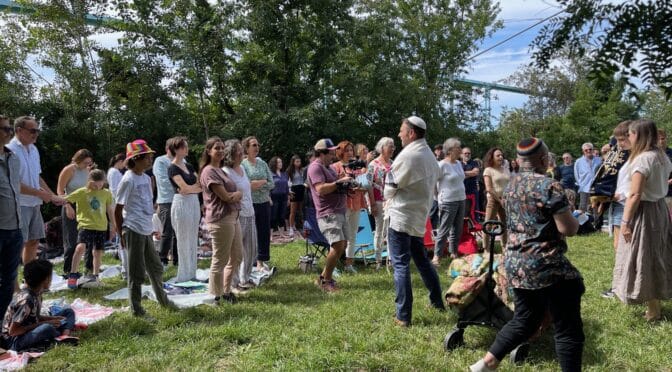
[65,187,114,231]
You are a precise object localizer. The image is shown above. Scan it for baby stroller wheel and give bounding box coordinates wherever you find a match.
[510,343,529,365]
[443,328,464,351]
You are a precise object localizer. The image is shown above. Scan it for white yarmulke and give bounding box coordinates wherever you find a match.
[406,116,426,130]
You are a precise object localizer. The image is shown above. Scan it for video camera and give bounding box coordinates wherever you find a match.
[345,159,367,170]
[336,180,361,193]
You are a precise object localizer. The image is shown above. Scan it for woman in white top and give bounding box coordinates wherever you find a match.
[223,139,258,291]
[613,119,672,322]
[482,147,511,250]
[432,138,466,265]
[106,153,125,199]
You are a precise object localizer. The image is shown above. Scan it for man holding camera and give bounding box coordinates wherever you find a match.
[385,116,445,327]
[307,138,353,292]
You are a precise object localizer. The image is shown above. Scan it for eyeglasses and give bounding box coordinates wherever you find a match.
[21,127,41,135]
[250,143,259,148]
[0,127,13,134]
[582,148,592,152]
[462,152,471,155]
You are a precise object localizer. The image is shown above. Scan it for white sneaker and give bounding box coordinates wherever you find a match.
[344,265,357,274]
[469,359,496,372]
[288,227,295,236]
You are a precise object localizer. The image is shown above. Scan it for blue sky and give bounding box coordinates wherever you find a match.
[466,0,564,122]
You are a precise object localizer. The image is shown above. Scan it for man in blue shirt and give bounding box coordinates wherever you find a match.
[574,143,601,212]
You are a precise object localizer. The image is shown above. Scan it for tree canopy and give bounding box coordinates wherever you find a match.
[531,0,672,98]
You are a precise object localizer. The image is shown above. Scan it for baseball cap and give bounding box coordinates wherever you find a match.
[314,138,338,151]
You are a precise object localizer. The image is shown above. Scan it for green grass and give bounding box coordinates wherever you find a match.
[26,232,672,371]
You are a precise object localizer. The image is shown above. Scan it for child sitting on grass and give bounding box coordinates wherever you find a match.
[1,260,78,351]
[64,169,115,289]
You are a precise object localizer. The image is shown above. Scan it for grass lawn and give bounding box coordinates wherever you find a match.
[27,232,672,371]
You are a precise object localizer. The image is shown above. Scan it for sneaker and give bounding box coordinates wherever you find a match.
[316,276,339,293]
[67,273,79,289]
[218,293,237,304]
[231,286,251,296]
[469,359,496,372]
[237,281,255,290]
[393,317,410,328]
[79,275,101,289]
[344,264,357,274]
[601,289,615,299]
[288,227,295,236]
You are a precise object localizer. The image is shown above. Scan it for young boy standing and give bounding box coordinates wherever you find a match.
[2,259,77,351]
[65,169,115,289]
[114,140,175,317]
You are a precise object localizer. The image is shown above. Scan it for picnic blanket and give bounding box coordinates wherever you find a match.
[43,298,121,325]
[0,350,44,371]
[103,285,217,308]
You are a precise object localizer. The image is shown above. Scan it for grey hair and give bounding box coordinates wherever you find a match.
[443,137,461,154]
[375,137,395,153]
[14,116,36,130]
[581,142,593,150]
[222,139,242,168]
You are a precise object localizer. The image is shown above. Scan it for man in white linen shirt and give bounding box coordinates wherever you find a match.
[384,115,445,327]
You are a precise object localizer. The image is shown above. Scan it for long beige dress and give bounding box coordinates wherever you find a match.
[612,151,672,303]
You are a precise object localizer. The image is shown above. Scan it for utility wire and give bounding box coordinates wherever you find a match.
[467,8,565,62]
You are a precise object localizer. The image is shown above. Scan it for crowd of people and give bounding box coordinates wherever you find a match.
[1,113,671,371]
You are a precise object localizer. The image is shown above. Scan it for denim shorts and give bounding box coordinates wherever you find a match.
[317,213,348,246]
[609,202,624,227]
[77,229,107,250]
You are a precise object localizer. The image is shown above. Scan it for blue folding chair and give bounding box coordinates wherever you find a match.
[299,207,330,273]
[354,209,385,265]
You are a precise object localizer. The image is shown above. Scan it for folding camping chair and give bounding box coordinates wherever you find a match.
[299,207,330,273]
[354,209,385,266]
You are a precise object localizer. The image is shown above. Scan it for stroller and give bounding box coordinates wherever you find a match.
[299,207,330,273]
[443,220,529,365]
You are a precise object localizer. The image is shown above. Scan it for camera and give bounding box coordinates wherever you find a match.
[345,159,367,170]
[336,180,360,193]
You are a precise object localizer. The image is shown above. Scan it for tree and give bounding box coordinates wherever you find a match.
[641,89,672,131]
[497,57,639,156]
[531,0,672,98]
[0,21,35,116]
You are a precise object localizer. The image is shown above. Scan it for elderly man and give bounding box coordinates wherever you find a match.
[470,138,583,372]
[385,116,444,327]
[7,116,64,265]
[573,142,601,212]
[0,115,23,321]
[307,138,353,292]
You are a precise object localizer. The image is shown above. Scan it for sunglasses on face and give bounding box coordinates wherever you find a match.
[22,127,41,134]
[0,127,14,134]
[250,143,259,148]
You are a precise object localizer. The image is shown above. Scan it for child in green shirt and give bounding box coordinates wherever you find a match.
[64,169,115,289]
